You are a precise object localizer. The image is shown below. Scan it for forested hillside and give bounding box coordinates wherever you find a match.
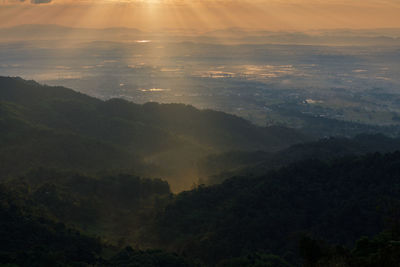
[0,183,198,266]
[199,133,400,184]
[154,152,400,265]
[0,77,309,191]
[1,77,399,266]
[3,169,170,245]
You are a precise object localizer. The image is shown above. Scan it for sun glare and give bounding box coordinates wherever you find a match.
[0,0,400,31]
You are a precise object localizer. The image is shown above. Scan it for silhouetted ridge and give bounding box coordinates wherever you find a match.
[0,76,309,190]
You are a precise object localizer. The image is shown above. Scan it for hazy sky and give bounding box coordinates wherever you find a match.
[1,0,400,31]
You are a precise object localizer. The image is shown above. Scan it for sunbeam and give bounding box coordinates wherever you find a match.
[1,0,400,30]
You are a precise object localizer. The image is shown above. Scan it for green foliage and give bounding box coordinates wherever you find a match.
[0,186,103,266]
[299,231,400,267]
[154,152,400,264]
[0,76,309,190]
[2,168,171,246]
[0,183,200,267]
[2,77,400,266]
[201,134,400,185]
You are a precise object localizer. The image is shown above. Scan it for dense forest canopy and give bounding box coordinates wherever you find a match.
[0,77,399,266]
[0,76,309,191]
[154,152,400,264]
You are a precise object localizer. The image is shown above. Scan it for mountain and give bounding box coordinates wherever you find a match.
[153,152,400,265]
[0,182,198,266]
[2,76,399,266]
[199,134,400,184]
[2,25,400,46]
[202,28,400,45]
[0,24,143,42]
[0,76,309,190]
[2,168,171,247]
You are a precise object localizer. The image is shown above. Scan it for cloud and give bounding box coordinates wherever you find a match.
[5,0,52,4]
[30,0,52,4]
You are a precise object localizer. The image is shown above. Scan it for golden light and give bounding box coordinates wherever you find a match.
[0,0,400,30]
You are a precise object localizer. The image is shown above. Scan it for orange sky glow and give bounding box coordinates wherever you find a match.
[1,0,400,31]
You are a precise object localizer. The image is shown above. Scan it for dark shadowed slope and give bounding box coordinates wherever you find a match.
[199,134,400,184]
[0,76,309,190]
[154,152,400,265]
[0,182,198,267]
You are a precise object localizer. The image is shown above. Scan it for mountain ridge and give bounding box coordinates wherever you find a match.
[0,76,309,191]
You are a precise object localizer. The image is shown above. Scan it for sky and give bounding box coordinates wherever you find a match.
[1,0,400,31]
